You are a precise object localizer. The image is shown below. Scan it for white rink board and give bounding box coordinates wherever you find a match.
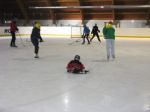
[0,26,150,38]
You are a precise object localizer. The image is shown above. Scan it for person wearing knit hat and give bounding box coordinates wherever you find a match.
[103,21,116,61]
[66,55,89,74]
[82,24,90,44]
[34,21,43,42]
[90,23,101,43]
[30,21,44,58]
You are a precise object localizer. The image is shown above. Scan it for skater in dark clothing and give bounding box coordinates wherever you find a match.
[90,24,101,43]
[10,20,18,47]
[31,21,43,58]
[67,55,89,74]
[82,24,90,44]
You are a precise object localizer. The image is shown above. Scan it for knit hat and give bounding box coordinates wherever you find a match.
[108,21,113,24]
[34,21,41,29]
[74,55,80,61]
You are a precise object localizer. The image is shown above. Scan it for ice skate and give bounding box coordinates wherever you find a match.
[34,54,39,58]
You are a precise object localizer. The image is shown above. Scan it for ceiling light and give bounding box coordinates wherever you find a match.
[29,5,150,9]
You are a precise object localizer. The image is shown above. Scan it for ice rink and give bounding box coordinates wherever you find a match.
[0,37,150,112]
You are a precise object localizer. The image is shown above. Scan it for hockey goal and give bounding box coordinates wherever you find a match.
[70,26,83,38]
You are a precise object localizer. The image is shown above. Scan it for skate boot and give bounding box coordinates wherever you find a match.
[34,54,39,58]
[107,56,110,61]
[84,70,89,74]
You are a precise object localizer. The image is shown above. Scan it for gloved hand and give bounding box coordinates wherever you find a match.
[40,39,44,42]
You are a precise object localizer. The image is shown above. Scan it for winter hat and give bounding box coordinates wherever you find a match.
[106,21,113,28]
[74,55,80,61]
[108,21,113,24]
[34,21,41,29]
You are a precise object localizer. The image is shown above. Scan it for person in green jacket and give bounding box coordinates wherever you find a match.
[103,21,115,61]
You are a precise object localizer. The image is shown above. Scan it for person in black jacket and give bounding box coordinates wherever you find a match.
[31,21,43,58]
[90,24,101,43]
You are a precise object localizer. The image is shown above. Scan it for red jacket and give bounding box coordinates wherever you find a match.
[10,21,18,32]
[67,60,85,73]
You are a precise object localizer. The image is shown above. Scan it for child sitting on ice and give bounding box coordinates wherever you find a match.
[66,55,89,74]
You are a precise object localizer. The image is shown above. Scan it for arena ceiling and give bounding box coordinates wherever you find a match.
[0,0,150,24]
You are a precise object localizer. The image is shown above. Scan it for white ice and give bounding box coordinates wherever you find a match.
[0,37,150,112]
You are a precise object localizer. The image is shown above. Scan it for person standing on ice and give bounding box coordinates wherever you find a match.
[10,19,19,47]
[31,21,43,58]
[90,24,101,43]
[82,24,90,44]
[103,21,115,61]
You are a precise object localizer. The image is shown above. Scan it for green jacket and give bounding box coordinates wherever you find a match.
[103,26,115,39]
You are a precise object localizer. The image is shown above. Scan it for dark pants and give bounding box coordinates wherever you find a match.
[82,34,90,44]
[10,31,16,46]
[90,33,101,42]
[31,38,39,54]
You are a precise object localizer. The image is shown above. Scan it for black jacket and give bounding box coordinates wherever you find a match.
[31,27,41,40]
[91,25,100,34]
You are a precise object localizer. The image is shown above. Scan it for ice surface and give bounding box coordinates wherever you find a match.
[0,37,150,112]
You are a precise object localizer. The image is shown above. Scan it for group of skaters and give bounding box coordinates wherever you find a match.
[10,19,43,58]
[82,23,101,44]
[82,21,115,60]
[72,21,115,74]
[9,19,115,74]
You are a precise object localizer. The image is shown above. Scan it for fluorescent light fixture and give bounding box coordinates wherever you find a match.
[29,5,150,9]
[4,20,11,23]
[100,6,104,8]
[33,6,68,9]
